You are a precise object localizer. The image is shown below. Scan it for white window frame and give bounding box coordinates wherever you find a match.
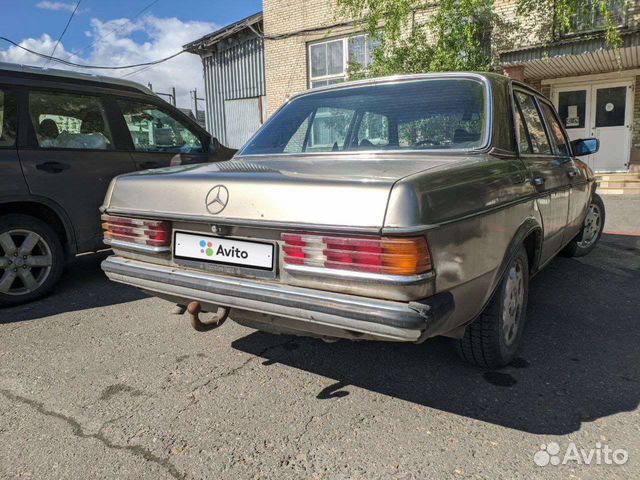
[307,34,376,88]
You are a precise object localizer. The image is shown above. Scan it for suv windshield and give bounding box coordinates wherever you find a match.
[241,78,486,155]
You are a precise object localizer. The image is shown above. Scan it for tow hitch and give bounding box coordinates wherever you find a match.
[187,301,230,332]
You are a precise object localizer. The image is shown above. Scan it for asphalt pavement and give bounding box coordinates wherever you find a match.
[0,198,638,479]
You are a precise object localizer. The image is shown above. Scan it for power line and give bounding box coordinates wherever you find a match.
[120,63,155,78]
[44,0,83,67]
[0,36,186,70]
[246,20,356,40]
[77,0,161,55]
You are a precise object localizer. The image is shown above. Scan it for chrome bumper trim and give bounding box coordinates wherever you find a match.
[104,238,170,254]
[101,256,431,341]
[284,264,433,285]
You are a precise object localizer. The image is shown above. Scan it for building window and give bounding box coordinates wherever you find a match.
[308,34,380,88]
[560,0,627,36]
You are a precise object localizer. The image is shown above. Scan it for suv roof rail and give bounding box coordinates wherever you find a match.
[0,61,154,96]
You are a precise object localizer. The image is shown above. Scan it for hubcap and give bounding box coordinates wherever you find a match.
[502,258,525,346]
[577,202,602,249]
[0,230,53,296]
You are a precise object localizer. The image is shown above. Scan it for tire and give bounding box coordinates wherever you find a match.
[455,246,529,368]
[563,193,605,258]
[0,214,64,307]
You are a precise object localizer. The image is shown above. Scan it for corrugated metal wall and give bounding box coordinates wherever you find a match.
[224,97,264,149]
[202,36,265,146]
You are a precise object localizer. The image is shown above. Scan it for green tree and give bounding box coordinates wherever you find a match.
[337,0,624,78]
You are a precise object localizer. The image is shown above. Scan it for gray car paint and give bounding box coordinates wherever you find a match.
[100,72,596,341]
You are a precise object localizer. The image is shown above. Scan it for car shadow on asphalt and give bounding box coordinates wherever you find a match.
[232,234,640,435]
[0,251,148,324]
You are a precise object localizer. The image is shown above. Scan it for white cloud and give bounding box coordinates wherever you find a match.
[0,15,217,110]
[36,1,80,13]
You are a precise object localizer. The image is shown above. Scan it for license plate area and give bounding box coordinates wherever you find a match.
[173,231,276,276]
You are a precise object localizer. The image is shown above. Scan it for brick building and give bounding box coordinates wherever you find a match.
[261,0,640,173]
[190,1,640,174]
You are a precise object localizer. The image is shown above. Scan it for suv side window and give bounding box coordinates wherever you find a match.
[28,91,113,150]
[117,99,203,153]
[514,92,552,155]
[0,90,17,147]
[539,102,570,156]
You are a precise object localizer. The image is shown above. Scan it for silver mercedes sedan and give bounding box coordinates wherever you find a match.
[100,72,604,367]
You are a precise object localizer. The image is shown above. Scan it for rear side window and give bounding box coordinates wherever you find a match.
[29,91,113,150]
[0,90,17,147]
[539,102,570,156]
[514,92,552,155]
[514,100,532,154]
[117,99,203,154]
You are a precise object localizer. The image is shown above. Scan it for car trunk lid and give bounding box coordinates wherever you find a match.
[104,155,452,231]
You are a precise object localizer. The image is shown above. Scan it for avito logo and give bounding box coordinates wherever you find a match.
[199,239,249,259]
[199,240,215,256]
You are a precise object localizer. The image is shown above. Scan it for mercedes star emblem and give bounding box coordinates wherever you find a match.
[205,185,229,214]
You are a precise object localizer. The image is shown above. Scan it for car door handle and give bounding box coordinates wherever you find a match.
[35,161,70,174]
[531,176,545,186]
[567,168,579,178]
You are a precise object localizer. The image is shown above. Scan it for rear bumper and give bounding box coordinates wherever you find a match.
[101,256,454,342]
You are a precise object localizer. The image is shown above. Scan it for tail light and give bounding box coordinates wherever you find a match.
[101,214,171,250]
[281,233,431,276]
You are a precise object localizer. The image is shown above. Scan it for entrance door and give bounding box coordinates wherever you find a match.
[591,83,632,172]
[554,81,632,172]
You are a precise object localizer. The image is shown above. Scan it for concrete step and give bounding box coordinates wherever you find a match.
[597,179,640,188]
[595,173,640,195]
[596,173,640,181]
[598,186,640,195]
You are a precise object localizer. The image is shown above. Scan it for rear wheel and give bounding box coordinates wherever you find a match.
[0,215,64,307]
[563,193,605,257]
[455,246,529,368]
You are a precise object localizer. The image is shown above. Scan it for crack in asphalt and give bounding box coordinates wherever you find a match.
[188,337,298,397]
[0,388,185,480]
[294,404,336,445]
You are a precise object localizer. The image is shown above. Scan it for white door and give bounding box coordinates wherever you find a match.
[590,83,632,172]
[555,85,591,144]
[554,81,632,172]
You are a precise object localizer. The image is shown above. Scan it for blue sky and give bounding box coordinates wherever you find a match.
[0,0,262,106]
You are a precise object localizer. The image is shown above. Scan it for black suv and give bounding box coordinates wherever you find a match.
[0,62,234,306]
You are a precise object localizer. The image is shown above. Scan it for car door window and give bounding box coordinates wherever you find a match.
[0,90,17,147]
[539,102,570,156]
[29,91,113,150]
[514,92,552,155]
[117,99,203,153]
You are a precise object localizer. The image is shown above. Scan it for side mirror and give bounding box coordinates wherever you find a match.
[571,138,599,156]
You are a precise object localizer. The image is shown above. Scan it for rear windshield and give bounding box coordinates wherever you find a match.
[241,78,487,155]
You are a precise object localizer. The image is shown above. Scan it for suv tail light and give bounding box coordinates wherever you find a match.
[281,233,431,276]
[101,214,171,250]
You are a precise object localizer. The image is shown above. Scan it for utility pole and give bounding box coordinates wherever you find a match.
[190,89,204,114]
[150,86,176,106]
[190,89,206,128]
